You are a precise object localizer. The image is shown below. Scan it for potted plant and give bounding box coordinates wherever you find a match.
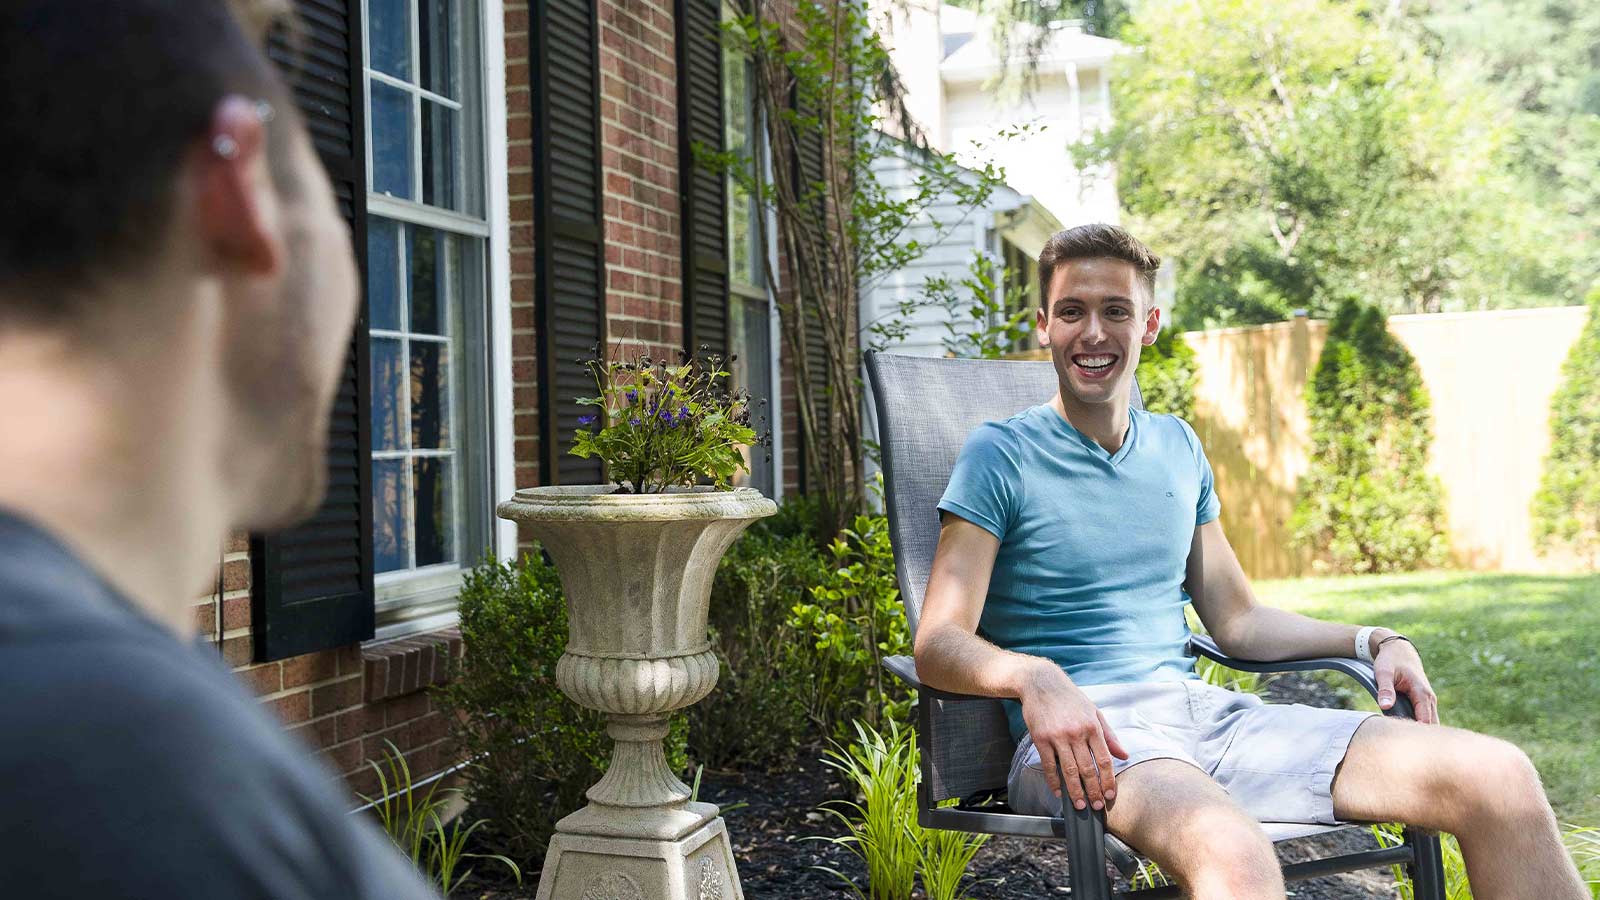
[497,348,774,900]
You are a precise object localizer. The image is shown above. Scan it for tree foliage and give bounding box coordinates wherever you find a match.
[707,0,1006,534]
[1292,300,1449,573]
[1532,287,1600,565]
[1082,0,1585,330]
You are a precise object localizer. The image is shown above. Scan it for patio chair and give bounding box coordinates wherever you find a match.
[864,350,1447,899]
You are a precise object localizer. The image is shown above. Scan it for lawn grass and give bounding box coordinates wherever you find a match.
[1252,570,1600,827]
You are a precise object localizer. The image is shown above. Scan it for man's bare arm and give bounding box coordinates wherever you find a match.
[1185,519,1438,722]
[914,515,1051,698]
[918,514,1128,811]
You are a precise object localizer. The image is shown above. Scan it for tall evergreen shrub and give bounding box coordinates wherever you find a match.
[1532,287,1600,565]
[1291,301,1449,572]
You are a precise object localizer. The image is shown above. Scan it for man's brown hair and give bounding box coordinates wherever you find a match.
[1037,224,1162,307]
[0,0,300,325]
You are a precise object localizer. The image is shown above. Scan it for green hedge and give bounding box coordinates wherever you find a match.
[1291,300,1449,572]
[1532,286,1600,565]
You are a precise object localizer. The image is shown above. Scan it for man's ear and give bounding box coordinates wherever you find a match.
[1036,305,1050,347]
[192,95,283,277]
[1141,301,1162,346]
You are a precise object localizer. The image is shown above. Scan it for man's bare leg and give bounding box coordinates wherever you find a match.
[1105,759,1285,900]
[1332,717,1586,900]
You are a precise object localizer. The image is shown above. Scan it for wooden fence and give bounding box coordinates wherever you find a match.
[1013,306,1592,578]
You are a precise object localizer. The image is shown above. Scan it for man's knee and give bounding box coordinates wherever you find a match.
[1165,808,1280,894]
[1436,734,1550,828]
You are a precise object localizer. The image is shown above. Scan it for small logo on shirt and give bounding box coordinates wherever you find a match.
[1165,491,1175,498]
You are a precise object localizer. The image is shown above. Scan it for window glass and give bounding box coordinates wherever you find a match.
[371,337,406,452]
[419,0,458,99]
[369,0,411,80]
[372,459,410,572]
[367,219,402,330]
[370,82,414,199]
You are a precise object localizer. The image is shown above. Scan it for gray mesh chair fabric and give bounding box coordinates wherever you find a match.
[867,352,1141,802]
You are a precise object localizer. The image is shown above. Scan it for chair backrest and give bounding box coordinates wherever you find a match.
[865,351,1142,801]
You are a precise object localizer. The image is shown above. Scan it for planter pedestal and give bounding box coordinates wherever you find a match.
[496,486,775,900]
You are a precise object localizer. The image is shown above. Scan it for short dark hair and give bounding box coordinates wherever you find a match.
[0,1,298,324]
[1037,224,1162,307]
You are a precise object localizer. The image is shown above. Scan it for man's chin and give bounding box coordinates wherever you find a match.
[239,465,328,532]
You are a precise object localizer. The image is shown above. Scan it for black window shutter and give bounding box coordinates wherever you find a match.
[533,0,607,485]
[676,0,729,362]
[252,0,375,662]
[793,97,830,494]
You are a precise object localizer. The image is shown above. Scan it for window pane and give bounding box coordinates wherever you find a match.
[730,182,753,286]
[419,0,457,99]
[368,0,411,81]
[422,100,459,210]
[410,342,450,450]
[371,82,415,199]
[412,457,454,567]
[407,226,445,334]
[371,337,406,451]
[367,218,402,331]
[373,458,410,573]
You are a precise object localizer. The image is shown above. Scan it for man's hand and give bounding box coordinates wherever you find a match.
[1374,639,1439,725]
[1019,661,1130,812]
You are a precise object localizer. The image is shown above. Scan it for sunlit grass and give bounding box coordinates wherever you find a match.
[1254,571,1600,826]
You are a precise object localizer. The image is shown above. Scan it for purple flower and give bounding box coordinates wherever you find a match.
[578,414,597,426]
[629,417,641,426]
[625,390,638,403]
[679,404,690,418]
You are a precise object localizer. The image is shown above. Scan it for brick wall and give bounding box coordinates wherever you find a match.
[598,0,683,363]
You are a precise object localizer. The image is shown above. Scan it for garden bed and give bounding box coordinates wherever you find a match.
[459,673,1400,899]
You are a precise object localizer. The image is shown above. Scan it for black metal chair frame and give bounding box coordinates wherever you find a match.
[866,350,1447,900]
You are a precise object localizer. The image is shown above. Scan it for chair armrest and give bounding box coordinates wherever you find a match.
[1188,634,1418,720]
[881,656,1000,703]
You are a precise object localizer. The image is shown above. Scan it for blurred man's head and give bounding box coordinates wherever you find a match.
[0,0,359,529]
[1035,225,1162,410]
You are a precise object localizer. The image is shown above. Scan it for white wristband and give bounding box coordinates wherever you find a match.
[1354,626,1379,664]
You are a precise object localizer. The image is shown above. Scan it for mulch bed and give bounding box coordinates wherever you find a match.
[459,673,1401,899]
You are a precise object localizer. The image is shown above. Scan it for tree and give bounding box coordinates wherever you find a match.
[1081,0,1580,330]
[1531,287,1600,566]
[709,0,1006,534]
[1292,300,1449,573]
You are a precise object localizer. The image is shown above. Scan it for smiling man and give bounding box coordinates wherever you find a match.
[913,224,1585,899]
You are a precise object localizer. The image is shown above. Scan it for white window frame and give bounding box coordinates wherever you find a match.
[362,0,511,641]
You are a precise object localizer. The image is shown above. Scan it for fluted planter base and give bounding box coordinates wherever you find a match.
[535,815,741,900]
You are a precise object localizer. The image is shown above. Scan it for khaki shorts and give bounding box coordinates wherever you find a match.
[1007,679,1375,825]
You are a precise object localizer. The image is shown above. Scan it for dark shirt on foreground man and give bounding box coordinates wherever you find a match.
[0,511,435,898]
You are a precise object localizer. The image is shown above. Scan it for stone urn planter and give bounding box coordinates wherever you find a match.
[497,485,776,900]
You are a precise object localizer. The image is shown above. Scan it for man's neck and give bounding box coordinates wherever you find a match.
[1050,389,1131,454]
[0,328,227,638]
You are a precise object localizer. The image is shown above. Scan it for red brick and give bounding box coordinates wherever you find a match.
[338,706,386,742]
[282,650,338,689]
[221,558,250,592]
[221,635,253,668]
[266,690,311,725]
[323,739,366,775]
[310,677,363,718]
[221,596,250,631]
[238,662,281,695]
[335,645,363,677]
[288,714,339,750]
[383,691,431,725]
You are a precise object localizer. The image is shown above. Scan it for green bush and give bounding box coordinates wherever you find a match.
[1135,327,1199,421]
[1291,300,1449,573]
[789,511,914,742]
[434,552,687,870]
[688,526,830,771]
[1532,287,1600,566]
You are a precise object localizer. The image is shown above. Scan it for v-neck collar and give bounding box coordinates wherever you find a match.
[1037,403,1139,467]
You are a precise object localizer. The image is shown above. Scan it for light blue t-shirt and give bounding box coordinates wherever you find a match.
[936,404,1222,741]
